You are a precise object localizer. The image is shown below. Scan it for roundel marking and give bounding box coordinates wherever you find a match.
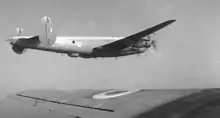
[92,89,140,99]
[75,42,83,47]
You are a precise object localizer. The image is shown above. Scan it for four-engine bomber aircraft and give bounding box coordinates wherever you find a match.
[6,16,176,58]
[7,88,220,118]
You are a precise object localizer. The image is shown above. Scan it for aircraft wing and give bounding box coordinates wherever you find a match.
[93,20,176,51]
[7,88,220,118]
[15,93,114,112]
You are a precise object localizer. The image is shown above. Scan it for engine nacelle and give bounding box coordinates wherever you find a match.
[67,53,79,57]
[12,46,27,54]
[135,39,151,48]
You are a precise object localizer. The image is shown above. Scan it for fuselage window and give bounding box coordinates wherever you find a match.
[72,40,75,44]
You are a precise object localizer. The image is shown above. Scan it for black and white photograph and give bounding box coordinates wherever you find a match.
[0,0,220,118]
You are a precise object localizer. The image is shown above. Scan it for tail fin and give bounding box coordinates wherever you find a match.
[41,16,52,45]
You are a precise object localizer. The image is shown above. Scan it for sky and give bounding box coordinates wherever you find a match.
[0,0,220,97]
[0,0,220,117]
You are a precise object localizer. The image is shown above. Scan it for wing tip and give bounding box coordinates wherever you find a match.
[166,19,176,24]
[170,19,176,22]
[156,19,176,29]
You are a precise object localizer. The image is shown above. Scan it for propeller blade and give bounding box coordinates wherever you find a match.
[151,40,157,50]
[147,35,150,40]
[5,38,9,43]
[145,50,148,56]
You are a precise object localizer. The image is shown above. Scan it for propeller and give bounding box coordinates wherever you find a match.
[151,40,157,50]
[147,33,158,51]
[143,33,157,56]
[135,33,158,57]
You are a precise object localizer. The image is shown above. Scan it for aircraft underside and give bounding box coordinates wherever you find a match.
[11,43,147,58]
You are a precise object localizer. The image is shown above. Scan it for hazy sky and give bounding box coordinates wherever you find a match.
[0,0,220,98]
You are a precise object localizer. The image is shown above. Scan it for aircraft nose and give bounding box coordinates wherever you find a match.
[5,38,11,43]
[5,38,15,45]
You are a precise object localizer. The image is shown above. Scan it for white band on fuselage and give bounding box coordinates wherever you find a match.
[56,36,123,40]
[12,36,35,39]
[75,42,82,47]
[54,36,123,47]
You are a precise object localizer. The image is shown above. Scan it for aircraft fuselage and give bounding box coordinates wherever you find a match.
[8,35,148,58]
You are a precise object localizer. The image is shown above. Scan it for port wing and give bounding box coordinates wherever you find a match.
[93,20,176,51]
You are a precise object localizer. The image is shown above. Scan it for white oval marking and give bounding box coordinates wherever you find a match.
[92,89,140,99]
[75,42,82,47]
